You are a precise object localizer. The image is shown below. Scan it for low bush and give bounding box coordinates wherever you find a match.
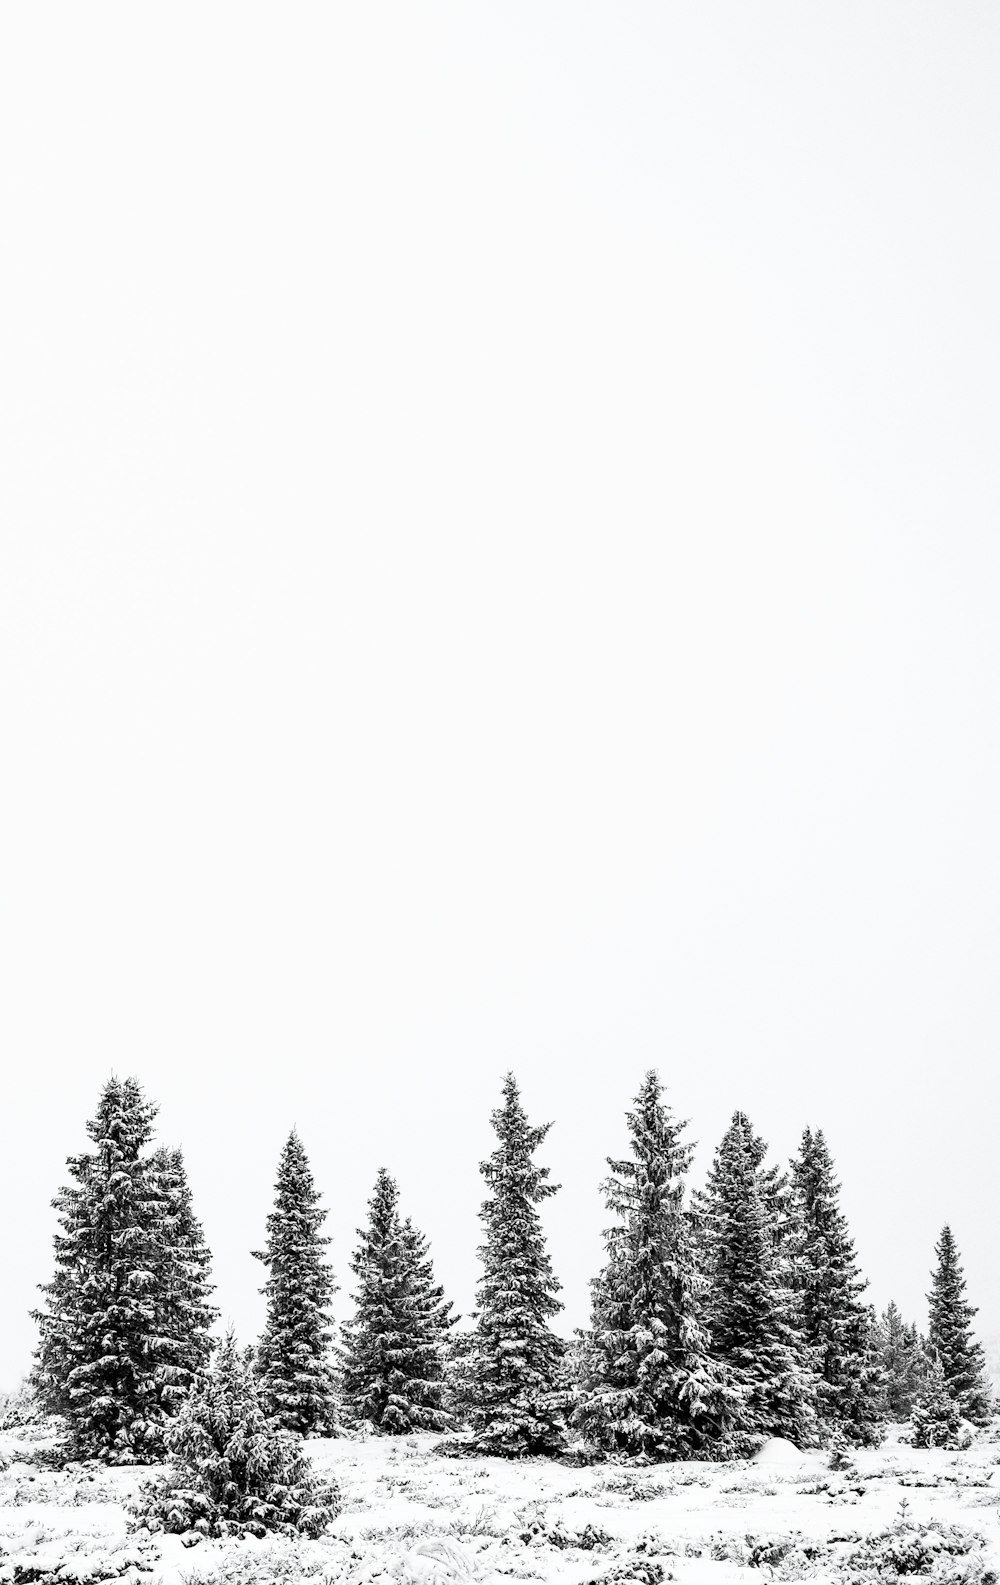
[133,1335,339,1539]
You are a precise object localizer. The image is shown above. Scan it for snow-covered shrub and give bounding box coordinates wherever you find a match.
[134,1334,340,1539]
[541,1520,611,1550]
[171,1538,352,1585]
[705,1532,825,1576]
[588,1565,666,1585]
[597,1471,671,1502]
[844,1517,990,1581]
[0,1532,160,1584]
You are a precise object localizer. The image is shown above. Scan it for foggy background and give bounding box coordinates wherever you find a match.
[1,3,999,1388]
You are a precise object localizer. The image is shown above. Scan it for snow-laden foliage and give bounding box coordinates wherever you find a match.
[697,1110,817,1449]
[927,1226,993,1426]
[136,1332,340,1538]
[0,1531,161,1583]
[877,1302,932,1422]
[788,1127,884,1446]
[460,1073,566,1456]
[32,1077,216,1464]
[254,1130,339,1437]
[574,1071,732,1459]
[400,1216,459,1390]
[908,1356,967,1449]
[340,1168,456,1433]
[149,1145,219,1413]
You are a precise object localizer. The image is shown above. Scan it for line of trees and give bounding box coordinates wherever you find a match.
[30,1071,993,1465]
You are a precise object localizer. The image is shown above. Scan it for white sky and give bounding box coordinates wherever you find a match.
[2,3,999,1389]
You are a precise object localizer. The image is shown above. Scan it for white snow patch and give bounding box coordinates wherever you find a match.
[752,1437,811,1465]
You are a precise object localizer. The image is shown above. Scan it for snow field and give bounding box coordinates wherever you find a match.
[2,1426,1000,1585]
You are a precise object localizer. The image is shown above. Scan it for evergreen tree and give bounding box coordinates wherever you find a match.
[149,1146,218,1414]
[877,1302,930,1421]
[140,1332,340,1537]
[341,1169,455,1433]
[927,1226,992,1425]
[254,1130,338,1436]
[698,1112,816,1449]
[33,1077,169,1462]
[909,1356,965,1449]
[574,1071,732,1459]
[463,1073,566,1456]
[788,1128,883,1446]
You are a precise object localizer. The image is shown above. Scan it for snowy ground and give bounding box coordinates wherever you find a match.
[2,1424,1000,1585]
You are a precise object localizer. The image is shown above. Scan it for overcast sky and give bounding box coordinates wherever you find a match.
[1,4,999,1388]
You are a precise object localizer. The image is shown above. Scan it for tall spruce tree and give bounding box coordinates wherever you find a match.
[149,1146,218,1413]
[463,1073,566,1456]
[33,1077,169,1461]
[341,1169,455,1433]
[254,1130,338,1436]
[574,1071,732,1459]
[927,1226,992,1424]
[789,1127,883,1446]
[698,1112,816,1448]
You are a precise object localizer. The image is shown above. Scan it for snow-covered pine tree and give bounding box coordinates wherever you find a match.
[574,1071,732,1459]
[254,1130,338,1436]
[33,1077,168,1462]
[463,1073,566,1456]
[927,1226,992,1425]
[877,1302,930,1421]
[698,1112,816,1449]
[341,1169,455,1432]
[140,1331,340,1537]
[788,1127,883,1446]
[149,1146,218,1415]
